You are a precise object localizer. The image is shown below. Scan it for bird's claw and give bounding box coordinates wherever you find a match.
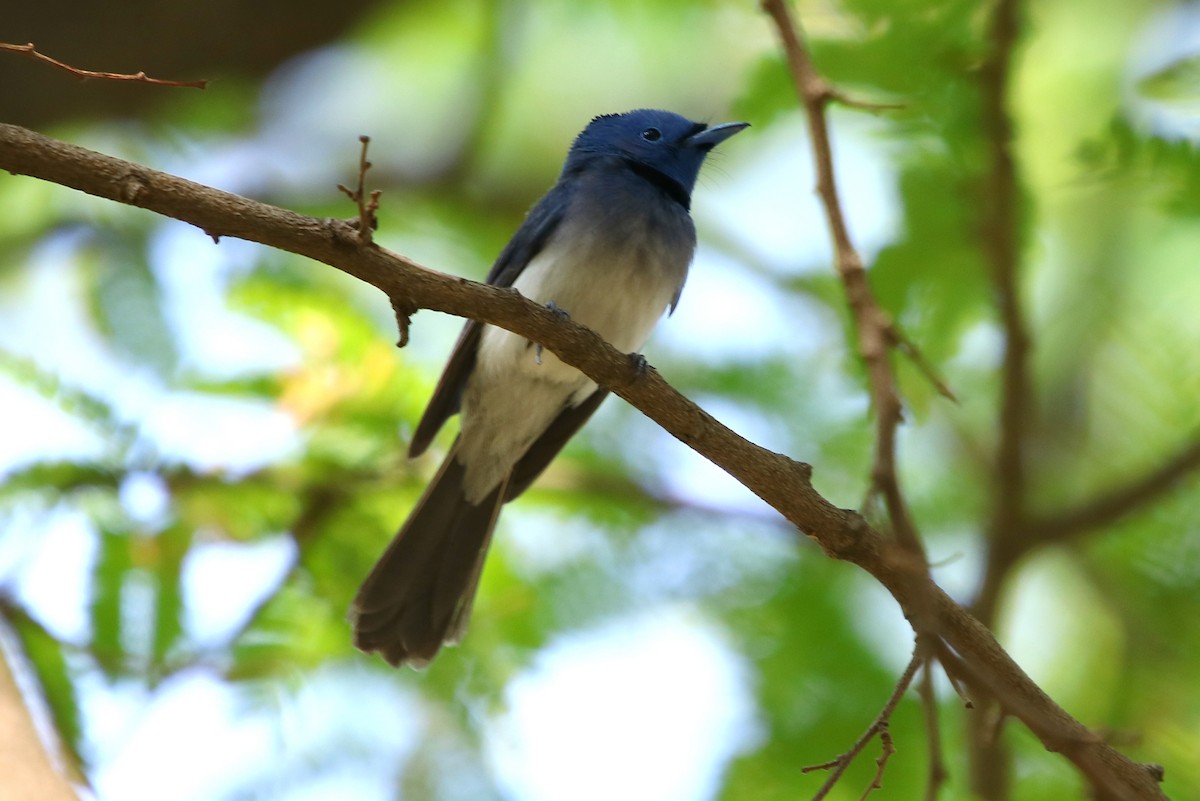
[536,301,571,364]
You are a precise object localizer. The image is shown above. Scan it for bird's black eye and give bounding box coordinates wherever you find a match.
[641,127,662,142]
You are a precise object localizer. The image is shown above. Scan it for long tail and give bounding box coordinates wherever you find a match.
[351,443,506,667]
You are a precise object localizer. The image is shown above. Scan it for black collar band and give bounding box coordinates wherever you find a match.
[623,159,691,211]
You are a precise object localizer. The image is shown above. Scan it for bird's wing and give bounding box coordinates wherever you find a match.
[504,387,609,500]
[408,183,573,457]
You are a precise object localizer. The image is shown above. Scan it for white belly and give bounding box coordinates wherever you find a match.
[457,228,688,502]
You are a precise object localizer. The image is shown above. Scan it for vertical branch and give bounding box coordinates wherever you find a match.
[975,0,1029,625]
[761,0,925,562]
[971,0,1026,798]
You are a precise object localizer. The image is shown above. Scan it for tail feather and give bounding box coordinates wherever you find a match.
[351,445,505,667]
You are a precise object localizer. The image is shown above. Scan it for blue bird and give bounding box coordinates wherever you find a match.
[351,109,748,667]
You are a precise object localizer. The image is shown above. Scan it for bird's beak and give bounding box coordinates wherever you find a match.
[687,121,750,149]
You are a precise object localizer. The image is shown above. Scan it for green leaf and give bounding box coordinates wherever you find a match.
[150,524,191,676]
[89,527,131,677]
[1138,54,1200,102]
[79,232,178,377]
[7,606,87,780]
[0,349,132,454]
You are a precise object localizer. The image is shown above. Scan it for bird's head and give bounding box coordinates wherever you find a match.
[564,109,748,203]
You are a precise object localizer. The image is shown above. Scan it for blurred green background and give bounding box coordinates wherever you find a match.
[2,0,1199,799]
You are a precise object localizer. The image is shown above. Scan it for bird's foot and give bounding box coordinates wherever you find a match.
[536,301,571,364]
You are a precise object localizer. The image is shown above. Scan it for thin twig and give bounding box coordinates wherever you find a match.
[829,90,908,114]
[890,324,958,402]
[858,725,896,801]
[802,648,923,801]
[336,135,381,245]
[0,42,207,89]
[859,729,897,801]
[761,0,926,560]
[932,640,976,710]
[918,657,948,801]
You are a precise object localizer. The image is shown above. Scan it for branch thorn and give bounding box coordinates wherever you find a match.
[390,295,415,348]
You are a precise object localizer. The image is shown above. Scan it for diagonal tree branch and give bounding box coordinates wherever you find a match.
[1024,436,1200,543]
[0,122,1168,800]
[761,0,924,562]
[0,121,845,557]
